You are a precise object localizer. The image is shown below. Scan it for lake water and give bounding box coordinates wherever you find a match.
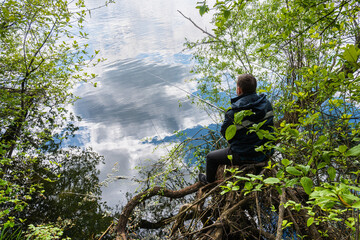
[72,0,214,208]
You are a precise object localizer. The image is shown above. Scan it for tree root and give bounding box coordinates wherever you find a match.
[114,181,204,240]
[114,162,352,239]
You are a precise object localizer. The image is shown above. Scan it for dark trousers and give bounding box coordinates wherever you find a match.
[206,147,266,183]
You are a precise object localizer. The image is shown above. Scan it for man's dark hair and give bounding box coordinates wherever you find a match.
[237,74,257,94]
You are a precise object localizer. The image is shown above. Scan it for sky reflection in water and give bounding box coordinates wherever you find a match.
[76,58,196,138]
[72,0,213,207]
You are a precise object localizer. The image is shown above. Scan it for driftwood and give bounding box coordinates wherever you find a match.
[113,162,347,239]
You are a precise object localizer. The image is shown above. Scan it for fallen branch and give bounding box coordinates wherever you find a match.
[114,182,203,240]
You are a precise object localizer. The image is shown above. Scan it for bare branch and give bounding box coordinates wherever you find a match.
[177,10,216,39]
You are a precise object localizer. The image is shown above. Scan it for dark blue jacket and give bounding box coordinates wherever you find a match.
[220,93,274,157]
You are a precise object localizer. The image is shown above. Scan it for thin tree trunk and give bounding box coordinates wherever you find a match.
[275,188,286,240]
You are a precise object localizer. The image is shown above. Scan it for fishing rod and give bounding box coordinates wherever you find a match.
[146,70,226,113]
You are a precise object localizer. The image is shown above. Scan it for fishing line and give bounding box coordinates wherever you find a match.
[150,119,171,154]
[145,70,226,113]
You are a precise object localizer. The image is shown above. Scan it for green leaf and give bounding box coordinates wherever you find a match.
[276,169,284,179]
[298,165,310,175]
[197,4,209,16]
[223,10,231,19]
[352,201,360,209]
[349,185,360,192]
[342,193,359,203]
[303,112,320,125]
[234,110,253,124]
[263,177,280,184]
[220,190,228,195]
[246,174,263,181]
[307,217,314,227]
[317,162,327,170]
[300,177,313,195]
[338,71,345,80]
[255,184,263,191]
[281,158,290,167]
[343,44,360,63]
[256,131,264,140]
[338,145,348,153]
[225,125,237,140]
[0,179,8,186]
[286,167,303,176]
[244,182,253,191]
[315,136,327,147]
[285,178,299,188]
[234,176,250,181]
[345,144,360,157]
[327,167,336,181]
[255,145,264,152]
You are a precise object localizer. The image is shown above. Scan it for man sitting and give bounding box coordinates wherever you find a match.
[199,74,274,184]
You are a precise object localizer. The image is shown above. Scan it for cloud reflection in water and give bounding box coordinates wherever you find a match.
[75,58,201,137]
[73,57,210,207]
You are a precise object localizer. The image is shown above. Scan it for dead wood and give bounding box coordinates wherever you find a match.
[114,161,352,240]
[114,181,203,240]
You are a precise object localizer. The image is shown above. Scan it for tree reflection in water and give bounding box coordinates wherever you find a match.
[24,147,113,239]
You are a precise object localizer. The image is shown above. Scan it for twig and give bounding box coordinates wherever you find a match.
[255,192,262,240]
[185,222,223,237]
[275,188,286,240]
[286,208,301,236]
[177,10,217,39]
[98,222,114,240]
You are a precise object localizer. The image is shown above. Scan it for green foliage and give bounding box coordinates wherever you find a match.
[25,224,70,240]
[225,110,254,140]
[345,143,360,157]
[225,124,237,141]
[196,1,210,16]
[0,0,113,237]
[184,0,360,238]
[220,167,267,196]
[0,226,23,240]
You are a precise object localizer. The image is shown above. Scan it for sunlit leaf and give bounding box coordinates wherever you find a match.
[286,167,302,176]
[343,44,360,63]
[352,201,360,209]
[327,167,336,181]
[300,177,313,195]
[345,144,360,157]
[225,124,237,140]
[307,217,314,227]
[263,177,280,184]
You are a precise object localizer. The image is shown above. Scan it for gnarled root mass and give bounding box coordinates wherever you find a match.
[114,163,351,240]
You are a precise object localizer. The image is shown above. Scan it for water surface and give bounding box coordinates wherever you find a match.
[73,0,213,207]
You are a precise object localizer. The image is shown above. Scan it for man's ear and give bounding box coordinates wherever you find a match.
[237,86,243,96]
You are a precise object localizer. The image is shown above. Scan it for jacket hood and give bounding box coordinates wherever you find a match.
[231,93,267,110]
[220,92,274,157]
[230,93,272,122]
